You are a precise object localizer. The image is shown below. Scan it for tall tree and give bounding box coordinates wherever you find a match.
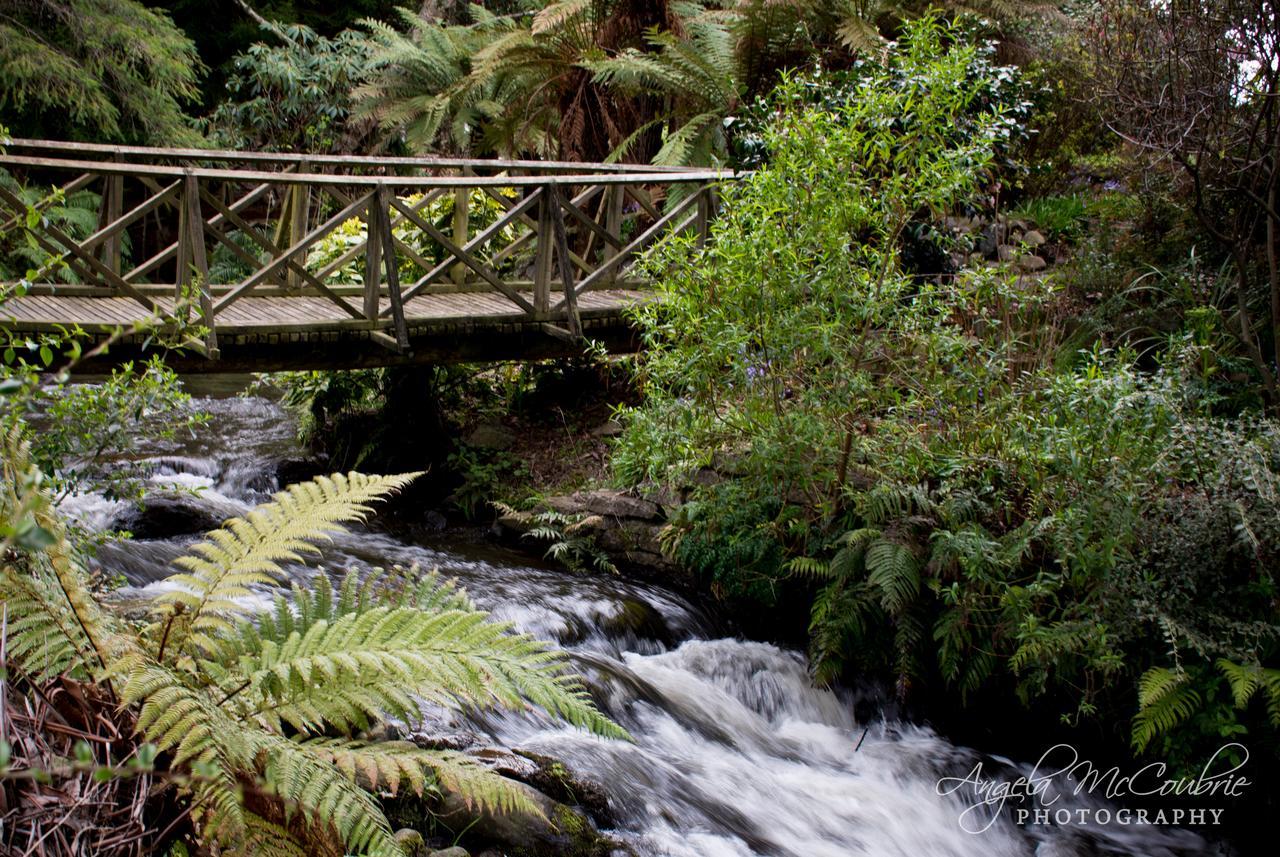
[0,0,202,144]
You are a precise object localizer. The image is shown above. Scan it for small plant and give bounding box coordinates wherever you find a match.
[447,446,527,519]
[495,503,618,575]
[1011,193,1086,242]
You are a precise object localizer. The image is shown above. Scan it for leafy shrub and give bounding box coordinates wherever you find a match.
[616,13,1280,764]
[205,23,373,154]
[447,446,527,519]
[11,358,207,502]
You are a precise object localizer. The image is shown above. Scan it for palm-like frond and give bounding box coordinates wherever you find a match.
[8,421,627,857]
[154,472,420,662]
[233,602,627,740]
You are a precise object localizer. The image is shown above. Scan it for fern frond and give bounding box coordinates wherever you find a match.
[0,427,118,680]
[1217,658,1262,709]
[258,737,400,857]
[784,556,831,579]
[304,739,540,818]
[230,603,628,741]
[426,749,546,817]
[865,539,920,614]
[1132,667,1201,751]
[154,472,420,662]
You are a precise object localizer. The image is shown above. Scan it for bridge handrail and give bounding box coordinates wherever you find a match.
[0,154,728,188]
[1,137,696,175]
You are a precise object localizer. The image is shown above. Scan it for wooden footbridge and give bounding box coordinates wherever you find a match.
[0,140,730,372]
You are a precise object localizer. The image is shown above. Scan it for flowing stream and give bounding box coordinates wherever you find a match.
[59,386,1224,857]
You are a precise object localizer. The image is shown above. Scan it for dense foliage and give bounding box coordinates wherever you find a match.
[616,16,1280,767]
[203,23,375,153]
[0,0,202,144]
[4,0,1280,846]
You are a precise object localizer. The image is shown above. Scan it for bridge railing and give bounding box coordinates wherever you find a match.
[0,140,731,357]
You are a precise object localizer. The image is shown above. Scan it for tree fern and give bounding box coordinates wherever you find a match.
[7,470,627,857]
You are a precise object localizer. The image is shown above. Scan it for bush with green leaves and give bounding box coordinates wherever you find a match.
[0,450,626,856]
[616,15,1280,765]
[204,23,374,154]
[9,357,207,503]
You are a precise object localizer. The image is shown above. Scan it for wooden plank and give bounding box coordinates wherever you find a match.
[3,137,689,173]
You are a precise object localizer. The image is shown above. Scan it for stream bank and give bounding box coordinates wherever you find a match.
[61,378,1238,857]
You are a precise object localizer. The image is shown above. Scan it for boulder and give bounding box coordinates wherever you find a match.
[544,490,661,522]
[1023,229,1047,247]
[1017,254,1048,272]
[433,781,620,857]
[467,747,613,824]
[996,244,1017,263]
[589,420,624,438]
[578,490,661,521]
[600,598,675,648]
[123,494,224,539]
[464,423,514,450]
[395,829,429,857]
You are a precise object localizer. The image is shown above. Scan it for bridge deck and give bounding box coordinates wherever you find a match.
[1,290,650,373]
[2,290,647,333]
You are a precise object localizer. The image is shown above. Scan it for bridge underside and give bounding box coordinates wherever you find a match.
[3,289,648,373]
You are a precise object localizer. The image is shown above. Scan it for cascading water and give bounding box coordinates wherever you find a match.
[59,387,1226,857]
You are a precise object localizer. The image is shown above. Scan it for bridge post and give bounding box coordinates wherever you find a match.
[696,183,710,248]
[96,153,123,276]
[533,185,553,314]
[549,184,581,338]
[602,186,623,286]
[376,185,410,350]
[451,166,471,285]
[179,172,218,359]
[286,158,312,291]
[363,192,383,321]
